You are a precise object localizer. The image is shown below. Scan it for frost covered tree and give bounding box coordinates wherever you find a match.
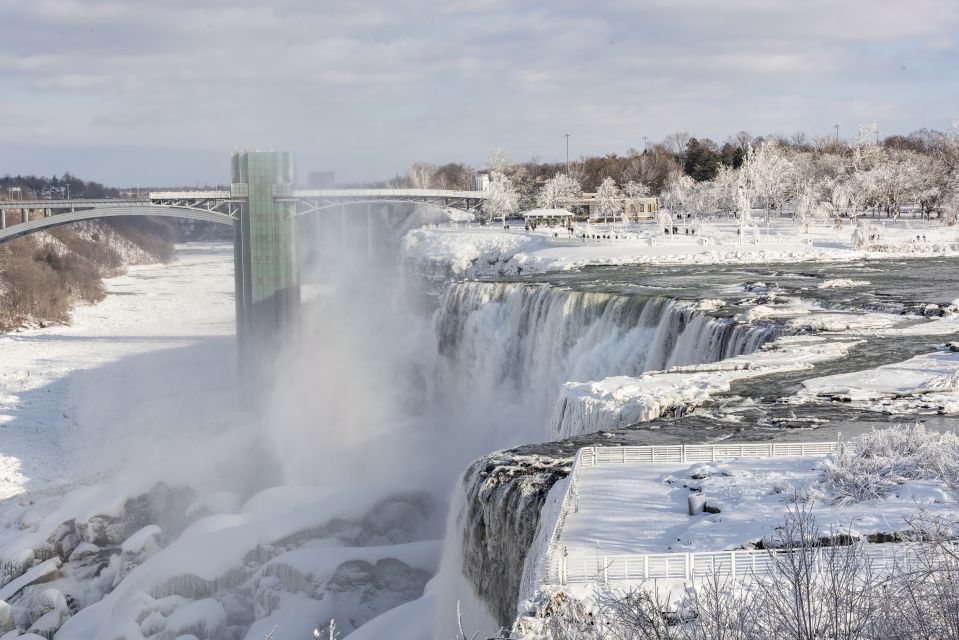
[661,174,694,224]
[736,175,757,243]
[408,162,434,189]
[851,219,883,249]
[484,150,519,226]
[741,141,793,224]
[874,150,924,219]
[593,176,621,223]
[536,173,582,211]
[622,180,650,224]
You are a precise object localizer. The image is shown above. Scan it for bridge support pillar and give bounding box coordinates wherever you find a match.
[367,202,373,258]
[21,208,28,224]
[231,151,300,392]
[0,210,5,230]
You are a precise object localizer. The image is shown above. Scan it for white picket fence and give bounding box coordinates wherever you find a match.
[547,440,841,586]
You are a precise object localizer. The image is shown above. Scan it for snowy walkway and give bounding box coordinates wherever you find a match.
[0,243,237,501]
[558,451,953,558]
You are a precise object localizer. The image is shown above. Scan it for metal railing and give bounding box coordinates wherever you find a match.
[581,441,838,466]
[549,542,928,584]
[546,440,841,586]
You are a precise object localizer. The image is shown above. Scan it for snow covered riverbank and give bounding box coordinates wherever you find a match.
[403,218,959,278]
[0,243,239,502]
[0,243,445,639]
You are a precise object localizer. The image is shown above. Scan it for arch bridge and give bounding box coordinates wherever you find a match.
[0,187,485,243]
[0,152,488,383]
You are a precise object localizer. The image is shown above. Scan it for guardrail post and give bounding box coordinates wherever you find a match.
[644,555,649,579]
[685,553,692,581]
[730,551,736,577]
[560,546,567,585]
[681,445,686,463]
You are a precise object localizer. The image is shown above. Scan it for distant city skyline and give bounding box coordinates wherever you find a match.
[1,0,957,186]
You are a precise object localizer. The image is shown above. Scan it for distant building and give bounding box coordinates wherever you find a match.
[307,171,336,188]
[475,172,490,191]
[574,194,659,221]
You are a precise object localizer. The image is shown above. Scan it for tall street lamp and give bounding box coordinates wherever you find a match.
[564,133,570,175]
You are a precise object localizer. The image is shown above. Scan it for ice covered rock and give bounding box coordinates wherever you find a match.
[45,521,79,561]
[325,558,431,633]
[76,482,195,547]
[114,525,163,587]
[161,598,226,639]
[139,610,166,636]
[0,559,61,602]
[0,601,13,632]
[184,492,241,519]
[28,606,68,639]
[66,542,100,563]
[30,588,68,624]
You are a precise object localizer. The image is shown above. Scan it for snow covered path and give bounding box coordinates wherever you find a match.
[0,243,238,501]
[559,454,955,558]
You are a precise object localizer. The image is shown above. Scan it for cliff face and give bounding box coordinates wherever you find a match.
[0,219,176,332]
[459,452,573,628]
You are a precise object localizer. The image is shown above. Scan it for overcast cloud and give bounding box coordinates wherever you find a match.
[0,0,957,185]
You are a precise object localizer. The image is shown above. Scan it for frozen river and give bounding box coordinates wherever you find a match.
[0,243,238,502]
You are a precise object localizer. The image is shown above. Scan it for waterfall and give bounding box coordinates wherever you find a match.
[430,281,782,632]
[432,282,779,445]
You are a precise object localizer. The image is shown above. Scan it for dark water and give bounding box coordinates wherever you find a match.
[502,256,959,315]
[501,257,959,455]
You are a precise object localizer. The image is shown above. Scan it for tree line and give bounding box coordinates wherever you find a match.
[400,123,959,229]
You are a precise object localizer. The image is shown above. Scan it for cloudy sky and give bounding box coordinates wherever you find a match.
[1,0,957,186]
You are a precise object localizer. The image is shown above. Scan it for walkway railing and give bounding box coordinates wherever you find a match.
[549,542,928,585]
[581,441,837,466]
[547,440,841,586]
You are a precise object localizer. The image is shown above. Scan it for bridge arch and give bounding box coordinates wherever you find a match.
[0,206,234,244]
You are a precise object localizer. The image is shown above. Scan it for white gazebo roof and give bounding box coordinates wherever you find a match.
[523,208,574,218]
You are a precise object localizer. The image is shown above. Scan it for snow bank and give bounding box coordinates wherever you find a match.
[817,278,870,289]
[820,424,959,505]
[797,349,959,413]
[402,228,547,278]
[553,336,860,438]
[402,219,959,277]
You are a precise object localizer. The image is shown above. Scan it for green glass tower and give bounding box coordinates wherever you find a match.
[231,151,300,383]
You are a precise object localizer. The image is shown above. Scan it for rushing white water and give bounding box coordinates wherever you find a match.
[433,282,778,445]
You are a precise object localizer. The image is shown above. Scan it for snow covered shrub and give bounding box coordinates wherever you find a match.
[851,220,883,250]
[819,424,959,505]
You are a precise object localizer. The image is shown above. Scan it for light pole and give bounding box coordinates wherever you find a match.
[564,133,570,175]
[834,123,840,143]
[643,136,648,152]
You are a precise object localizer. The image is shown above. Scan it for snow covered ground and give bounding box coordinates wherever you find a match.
[0,243,239,502]
[795,349,959,415]
[403,217,959,278]
[559,444,954,559]
[0,243,443,640]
